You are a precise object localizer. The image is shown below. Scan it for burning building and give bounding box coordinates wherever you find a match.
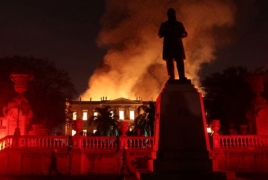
[66,97,153,136]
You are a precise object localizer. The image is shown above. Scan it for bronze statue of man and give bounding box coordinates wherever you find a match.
[158,8,188,81]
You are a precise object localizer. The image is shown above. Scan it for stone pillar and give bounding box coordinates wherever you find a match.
[153,80,211,171]
[211,119,220,135]
[6,73,33,136]
[75,119,83,136]
[246,75,268,135]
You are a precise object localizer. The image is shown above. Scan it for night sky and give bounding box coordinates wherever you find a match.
[1,0,268,98]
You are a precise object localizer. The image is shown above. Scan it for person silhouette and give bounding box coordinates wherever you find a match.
[158,8,188,81]
[47,149,62,177]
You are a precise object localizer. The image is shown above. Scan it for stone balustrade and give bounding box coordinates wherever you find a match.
[0,135,154,150]
[212,135,268,149]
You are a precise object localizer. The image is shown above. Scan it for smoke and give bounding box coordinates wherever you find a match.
[81,0,236,101]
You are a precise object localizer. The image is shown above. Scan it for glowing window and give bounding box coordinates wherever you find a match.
[82,110,88,121]
[93,111,98,120]
[110,110,114,118]
[93,111,98,116]
[83,129,87,136]
[119,110,124,120]
[72,130,76,136]
[129,110,135,120]
[72,111,77,120]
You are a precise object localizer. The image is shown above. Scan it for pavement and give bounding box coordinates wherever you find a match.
[0,174,138,180]
[0,173,267,180]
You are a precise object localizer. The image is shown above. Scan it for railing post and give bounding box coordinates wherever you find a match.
[72,136,82,149]
[12,135,21,148]
[212,135,220,149]
[119,136,128,149]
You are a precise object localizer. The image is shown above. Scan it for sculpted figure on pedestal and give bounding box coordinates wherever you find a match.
[158,8,188,81]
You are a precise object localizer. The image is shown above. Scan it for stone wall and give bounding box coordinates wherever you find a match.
[0,147,152,175]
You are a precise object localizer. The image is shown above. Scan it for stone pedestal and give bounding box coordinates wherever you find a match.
[246,75,268,135]
[136,80,230,180]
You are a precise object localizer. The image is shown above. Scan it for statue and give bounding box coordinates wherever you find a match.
[245,75,268,135]
[158,8,188,81]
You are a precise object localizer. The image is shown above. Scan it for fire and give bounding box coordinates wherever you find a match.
[81,0,235,100]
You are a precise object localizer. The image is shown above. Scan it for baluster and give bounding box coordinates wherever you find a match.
[249,137,252,147]
[224,137,227,148]
[37,138,40,147]
[85,139,88,148]
[253,137,256,147]
[138,139,141,148]
[231,137,235,148]
[221,137,224,148]
[229,137,233,148]
[128,138,131,149]
[89,139,92,148]
[236,137,240,148]
[243,137,247,147]
[50,138,52,148]
[96,139,99,148]
[132,139,135,148]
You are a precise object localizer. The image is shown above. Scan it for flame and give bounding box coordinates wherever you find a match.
[81,0,235,101]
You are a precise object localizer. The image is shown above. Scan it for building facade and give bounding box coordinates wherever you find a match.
[66,97,153,136]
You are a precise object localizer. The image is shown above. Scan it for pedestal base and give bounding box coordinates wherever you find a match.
[135,80,237,180]
[136,170,239,180]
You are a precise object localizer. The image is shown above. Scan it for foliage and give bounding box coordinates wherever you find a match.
[133,102,155,136]
[200,66,268,134]
[89,106,119,136]
[0,56,77,132]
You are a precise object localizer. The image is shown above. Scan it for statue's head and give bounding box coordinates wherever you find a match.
[167,8,176,21]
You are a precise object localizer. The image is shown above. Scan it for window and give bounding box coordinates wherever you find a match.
[83,129,87,136]
[129,110,135,120]
[72,111,77,120]
[93,111,98,120]
[82,110,88,121]
[72,130,76,136]
[110,110,114,118]
[93,111,98,116]
[119,110,124,120]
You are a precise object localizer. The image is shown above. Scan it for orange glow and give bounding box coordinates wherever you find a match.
[81,1,235,100]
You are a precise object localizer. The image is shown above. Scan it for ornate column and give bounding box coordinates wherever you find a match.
[211,119,220,135]
[246,75,268,135]
[10,73,33,136]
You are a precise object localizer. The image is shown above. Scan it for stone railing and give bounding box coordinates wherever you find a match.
[19,136,69,148]
[0,135,154,150]
[212,135,268,149]
[125,136,154,149]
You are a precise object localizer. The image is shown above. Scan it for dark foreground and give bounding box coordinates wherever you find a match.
[0,174,136,180]
[0,173,268,180]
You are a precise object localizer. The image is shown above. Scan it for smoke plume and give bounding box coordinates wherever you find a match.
[81,0,235,101]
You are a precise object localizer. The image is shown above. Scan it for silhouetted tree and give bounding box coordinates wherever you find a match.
[89,106,119,136]
[0,56,77,132]
[200,66,268,134]
[134,102,155,136]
